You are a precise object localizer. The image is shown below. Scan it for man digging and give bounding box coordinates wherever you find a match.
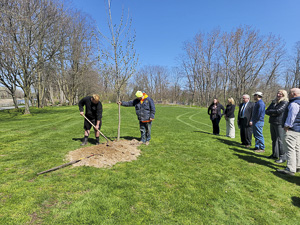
[118,91,156,145]
[79,94,103,146]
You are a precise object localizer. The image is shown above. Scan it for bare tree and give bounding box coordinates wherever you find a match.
[286,41,300,88]
[179,26,286,106]
[97,0,138,141]
[180,36,202,105]
[0,45,20,108]
[0,0,71,113]
[134,65,168,101]
[170,67,183,103]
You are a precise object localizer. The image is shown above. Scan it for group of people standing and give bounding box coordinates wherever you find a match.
[208,88,300,176]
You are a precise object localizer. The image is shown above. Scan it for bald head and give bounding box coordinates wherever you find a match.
[289,88,300,98]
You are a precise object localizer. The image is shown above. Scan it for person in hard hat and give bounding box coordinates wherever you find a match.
[118,91,156,145]
[79,94,103,146]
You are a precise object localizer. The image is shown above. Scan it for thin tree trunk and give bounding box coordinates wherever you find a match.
[117,91,121,141]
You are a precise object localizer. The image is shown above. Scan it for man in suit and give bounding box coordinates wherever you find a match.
[238,94,255,148]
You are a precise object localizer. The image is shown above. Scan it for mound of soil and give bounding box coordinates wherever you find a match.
[66,139,142,168]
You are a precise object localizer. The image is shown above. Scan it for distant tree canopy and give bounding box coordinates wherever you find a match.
[0,0,98,113]
[0,1,299,111]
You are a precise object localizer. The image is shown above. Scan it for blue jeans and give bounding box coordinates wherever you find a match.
[253,121,265,150]
[140,121,152,143]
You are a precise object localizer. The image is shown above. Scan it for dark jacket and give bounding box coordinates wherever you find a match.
[122,96,156,122]
[79,96,102,120]
[282,97,300,132]
[238,101,255,127]
[265,100,288,125]
[208,103,225,120]
[225,104,235,118]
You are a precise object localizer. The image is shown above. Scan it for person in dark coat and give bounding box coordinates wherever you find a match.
[79,94,103,146]
[237,94,255,148]
[208,98,225,135]
[224,97,236,138]
[118,91,156,145]
[265,90,289,162]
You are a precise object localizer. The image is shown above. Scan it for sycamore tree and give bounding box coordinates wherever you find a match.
[97,0,138,141]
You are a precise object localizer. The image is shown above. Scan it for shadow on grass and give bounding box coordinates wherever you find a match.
[193,131,228,136]
[72,137,112,145]
[231,148,278,170]
[194,130,212,135]
[213,136,241,147]
[292,196,300,207]
[120,136,141,141]
[271,171,300,186]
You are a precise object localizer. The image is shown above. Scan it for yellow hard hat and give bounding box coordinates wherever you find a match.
[135,91,143,98]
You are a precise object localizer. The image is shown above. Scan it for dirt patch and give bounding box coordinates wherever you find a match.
[66,139,142,168]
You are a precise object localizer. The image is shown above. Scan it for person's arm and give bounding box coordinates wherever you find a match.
[267,101,288,116]
[230,105,236,116]
[256,101,264,120]
[94,102,102,130]
[121,100,135,107]
[237,105,241,127]
[265,102,274,116]
[79,97,86,116]
[284,103,300,131]
[249,103,254,126]
[221,104,225,116]
[149,98,156,120]
[227,105,235,118]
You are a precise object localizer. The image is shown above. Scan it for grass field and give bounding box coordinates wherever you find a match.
[0,104,299,224]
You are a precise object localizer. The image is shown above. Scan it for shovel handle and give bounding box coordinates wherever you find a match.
[81,114,110,145]
[37,154,95,175]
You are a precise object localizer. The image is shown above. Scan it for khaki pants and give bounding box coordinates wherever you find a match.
[284,130,300,173]
[226,118,235,138]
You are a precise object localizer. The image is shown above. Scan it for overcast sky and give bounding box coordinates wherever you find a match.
[72,0,300,68]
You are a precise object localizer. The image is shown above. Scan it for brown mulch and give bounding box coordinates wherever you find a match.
[66,139,142,168]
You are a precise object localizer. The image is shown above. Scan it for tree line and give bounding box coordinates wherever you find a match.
[1,0,300,114]
[0,0,100,113]
[121,27,300,107]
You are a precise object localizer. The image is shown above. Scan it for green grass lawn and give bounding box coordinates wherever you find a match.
[0,104,299,224]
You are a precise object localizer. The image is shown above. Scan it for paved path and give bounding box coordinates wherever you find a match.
[0,105,25,110]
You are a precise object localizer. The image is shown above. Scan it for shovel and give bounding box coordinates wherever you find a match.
[37,154,95,175]
[81,114,110,146]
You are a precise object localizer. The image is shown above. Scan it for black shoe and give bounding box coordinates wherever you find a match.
[80,139,88,146]
[277,168,295,176]
[80,141,87,146]
[275,159,286,163]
